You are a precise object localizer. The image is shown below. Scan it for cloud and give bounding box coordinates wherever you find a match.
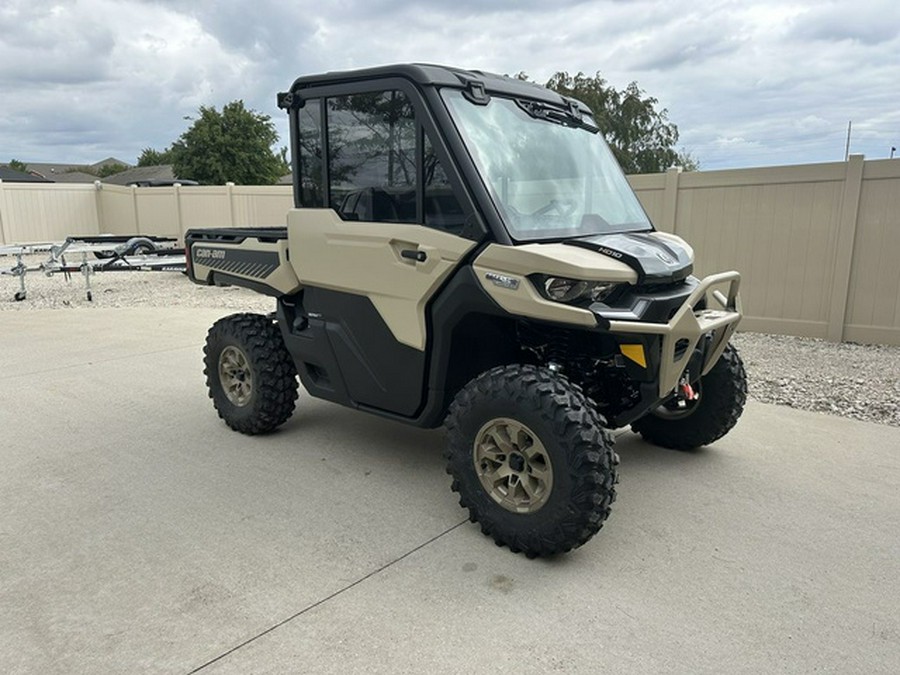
[0,4,115,85]
[790,0,900,45]
[600,1,900,167]
[0,0,259,162]
[0,0,897,168]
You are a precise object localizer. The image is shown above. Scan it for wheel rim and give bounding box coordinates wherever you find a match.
[219,345,253,407]
[473,418,553,514]
[652,381,702,420]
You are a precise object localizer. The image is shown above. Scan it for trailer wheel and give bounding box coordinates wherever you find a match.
[631,343,747,450]
[94,237,156,259]
[203,313,298,434]
[125,238,157,256]
[444,365,618,558]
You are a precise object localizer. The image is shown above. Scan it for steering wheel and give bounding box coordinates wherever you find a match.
[531,199,577,218]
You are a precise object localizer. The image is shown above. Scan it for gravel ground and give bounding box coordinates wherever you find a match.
[732,332,900,427]
[4,254,899,427]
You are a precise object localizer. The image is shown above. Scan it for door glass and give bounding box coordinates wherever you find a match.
[424,134,466,234]
[327,91,417,223]
[297,99,324,207]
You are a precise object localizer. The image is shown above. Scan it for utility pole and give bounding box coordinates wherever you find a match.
[844,121,852,161]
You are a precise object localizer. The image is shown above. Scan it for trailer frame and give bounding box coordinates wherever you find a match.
[1,235,186,302]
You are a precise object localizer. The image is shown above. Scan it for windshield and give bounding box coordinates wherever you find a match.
[442,89,653,241]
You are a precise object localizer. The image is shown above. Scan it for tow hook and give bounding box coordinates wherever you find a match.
[678,373,698,402]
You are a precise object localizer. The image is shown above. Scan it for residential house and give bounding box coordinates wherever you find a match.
[0,166,53,182]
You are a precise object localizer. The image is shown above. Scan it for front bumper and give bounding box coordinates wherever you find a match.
[605,271,742,398]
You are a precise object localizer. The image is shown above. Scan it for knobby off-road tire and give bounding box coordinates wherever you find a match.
[203,313,298,435]
[444,365,618,558]
[631,343,747,450]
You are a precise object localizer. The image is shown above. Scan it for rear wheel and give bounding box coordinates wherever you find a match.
[203,313,298,434]
[445,365,618,558]
[632,343,747,450]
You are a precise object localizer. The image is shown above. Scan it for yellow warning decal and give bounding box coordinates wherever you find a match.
[619,344,646,368]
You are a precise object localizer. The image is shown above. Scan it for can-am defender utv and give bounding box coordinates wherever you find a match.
[185,64,747,558]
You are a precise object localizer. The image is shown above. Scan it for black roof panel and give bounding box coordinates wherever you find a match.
[287,63,578,108]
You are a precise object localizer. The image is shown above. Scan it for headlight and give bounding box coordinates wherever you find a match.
[534,275,618,305]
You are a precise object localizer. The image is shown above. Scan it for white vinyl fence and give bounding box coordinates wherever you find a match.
[2,156,899,345]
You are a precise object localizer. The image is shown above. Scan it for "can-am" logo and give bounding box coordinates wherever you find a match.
[194,247,226,260]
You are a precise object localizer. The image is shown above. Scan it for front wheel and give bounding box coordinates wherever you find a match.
[203,313,299,434]
[631,343,747,450]
[444,365,618,558]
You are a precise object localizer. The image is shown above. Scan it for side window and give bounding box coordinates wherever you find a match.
[297,99,324,207]
[424,134,466,234]
[327,91,416,223]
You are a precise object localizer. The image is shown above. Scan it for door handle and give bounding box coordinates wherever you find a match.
[400,249,427,263]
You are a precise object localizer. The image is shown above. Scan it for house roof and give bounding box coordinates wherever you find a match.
[103,164,178,185]
[24,158,131,181]
[49,171,101,184]
[0,166,53,182]
[91,157,130,171]
[5,160,195,186]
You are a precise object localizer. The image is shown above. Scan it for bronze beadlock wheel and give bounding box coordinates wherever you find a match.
[445,364,618,558]
[203,313,299,435]
[473,417,553,514]
[218,345,253,407]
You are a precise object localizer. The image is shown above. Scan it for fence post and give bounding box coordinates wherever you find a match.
[0,179,8,245]
[93,181,105,235]
[826,153,865,342]
[131,185,140,234]
[227,182,236,227]
[661,166,682,233]
[173,183,184,241]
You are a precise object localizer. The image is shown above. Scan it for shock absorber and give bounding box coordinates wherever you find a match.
[546,328,571,372]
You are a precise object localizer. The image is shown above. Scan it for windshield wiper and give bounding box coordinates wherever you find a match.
[515,99,600,134]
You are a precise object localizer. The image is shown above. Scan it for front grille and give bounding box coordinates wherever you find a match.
[632,279,687,294]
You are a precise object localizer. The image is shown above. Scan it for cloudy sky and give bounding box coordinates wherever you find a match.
[1,0,897,171]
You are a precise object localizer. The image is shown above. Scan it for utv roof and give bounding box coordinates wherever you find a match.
[283,63,582,110]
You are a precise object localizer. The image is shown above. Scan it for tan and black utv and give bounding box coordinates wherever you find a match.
[185,64,747,558]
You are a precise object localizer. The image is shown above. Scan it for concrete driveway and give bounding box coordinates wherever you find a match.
[2,308,899,674]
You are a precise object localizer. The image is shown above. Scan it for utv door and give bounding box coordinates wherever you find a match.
[287,86,478,417]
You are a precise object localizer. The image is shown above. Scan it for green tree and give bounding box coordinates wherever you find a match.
[676,149,700,172]
[137,147,174,166]
[61,163,128,178]
[169,101,288,185]
[8,159,28,173]
[530,71,697,174]
[96,162,129,178]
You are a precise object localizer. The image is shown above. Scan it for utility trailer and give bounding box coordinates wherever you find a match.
[185,64,747,558]
[1,234,184,301]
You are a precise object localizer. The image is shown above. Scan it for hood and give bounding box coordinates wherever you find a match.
[565,232,693,284]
